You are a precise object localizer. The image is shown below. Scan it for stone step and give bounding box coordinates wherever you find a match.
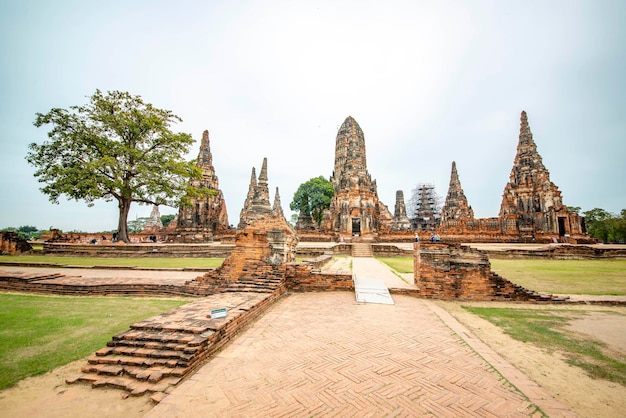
[226,282,280,290]
[68,291,279,401]
[222,287,275,294]
[88,353,188,370]
[112,329,213,344]
[351,244,373,257]
[82,362,188,382]
[100,345,203,360]
[67,372,181,396]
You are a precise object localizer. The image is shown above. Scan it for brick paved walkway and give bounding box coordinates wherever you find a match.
[147,292,573,417]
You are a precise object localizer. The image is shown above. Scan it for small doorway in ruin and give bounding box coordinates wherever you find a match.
[557,217,566,236]
[352,218,361,236]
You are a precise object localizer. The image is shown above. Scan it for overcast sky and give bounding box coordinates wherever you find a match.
[1,0,625,232]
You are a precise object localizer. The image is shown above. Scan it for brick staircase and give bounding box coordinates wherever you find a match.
[351,242,373,257]
[67,287,285,402]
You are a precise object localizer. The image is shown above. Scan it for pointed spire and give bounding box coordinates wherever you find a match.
[518,110,536,149]
[176,129,229,235]
[332,116,368,190]
[197,130,214,168]
[243,166,257,205]
[449,161,459,188]
[272,187,285,219]
[441,162,474,222]
[252,158,271,208]
[258,157,268,183]
[499,110,564,221]
[238,166,257,229]
[391,190,411,230]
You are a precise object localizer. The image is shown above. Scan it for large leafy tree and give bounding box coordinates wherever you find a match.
[583,207,626,243]
[27,90,209,243]
[290,176,334,227]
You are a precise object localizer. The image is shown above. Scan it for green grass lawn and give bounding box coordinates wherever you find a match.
[0,293,191,390]
[0,255,224,269]
[377,257,413,273]
[463,306,626,385]
[490,259,626,295]
[378,257,626,295]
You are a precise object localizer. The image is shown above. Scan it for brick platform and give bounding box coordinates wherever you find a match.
[67,286,286,400]
[146,293,575,417]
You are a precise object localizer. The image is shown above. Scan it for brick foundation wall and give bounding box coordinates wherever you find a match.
[285,263,353,292]
[42,242,234,258]
[0,231,32,255]
[414,242,566,302]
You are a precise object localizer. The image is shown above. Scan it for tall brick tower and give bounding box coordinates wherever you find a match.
[499,111,584,238]
[441,161,474,222]
[322,116,392,237]
[176,130,229,239]
[391,190,412,230]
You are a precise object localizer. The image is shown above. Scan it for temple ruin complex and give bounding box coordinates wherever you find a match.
[438,111,587,242]
[295,111,586,242]
[100,111,588,244]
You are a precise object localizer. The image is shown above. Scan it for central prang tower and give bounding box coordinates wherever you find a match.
[321,116,392,237]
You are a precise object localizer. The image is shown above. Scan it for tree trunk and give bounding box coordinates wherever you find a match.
[117,197,132,243]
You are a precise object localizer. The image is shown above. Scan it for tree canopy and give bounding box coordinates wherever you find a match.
[290,176,334,227]
[583,208,626,243]
[27,90,209,242]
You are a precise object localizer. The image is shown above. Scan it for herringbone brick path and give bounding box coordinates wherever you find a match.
[147,292,543,417]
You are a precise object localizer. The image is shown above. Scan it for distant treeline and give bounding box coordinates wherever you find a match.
[578,208,626,243]
[1,215,177,239]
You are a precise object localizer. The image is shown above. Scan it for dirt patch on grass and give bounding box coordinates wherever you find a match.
[0,360,153,418]
[566,312,626,355]
[438,301,626,418]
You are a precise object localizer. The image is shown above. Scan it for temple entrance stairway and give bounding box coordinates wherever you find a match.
[351,242,373,257]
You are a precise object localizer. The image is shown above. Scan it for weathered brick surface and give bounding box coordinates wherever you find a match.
[414,242,570,302]
[434,112,589,243]
[42,242,234,258]
[284,262,353,292]
[67,290,285,398]
[317,116,393,238]
[145,293,563,417]
[391,190,411,230]
[441,161,474,222]
[176,130,230,240]
[0,231,32,254]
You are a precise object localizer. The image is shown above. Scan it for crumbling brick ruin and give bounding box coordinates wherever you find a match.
[187,158,298,294]
[413,242,568,302]
[176,130,229,241]
[140,204,163,235]
[441,161,474,223]
[0,231,32,255]
[498,111,585,240]
[391,190,412,231]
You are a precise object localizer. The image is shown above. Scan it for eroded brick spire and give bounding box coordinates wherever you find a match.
[176,129,229,236]
[197,130,213,169]
[391,190,411,230]
[499,111,564,230]
[441,161,474,222]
